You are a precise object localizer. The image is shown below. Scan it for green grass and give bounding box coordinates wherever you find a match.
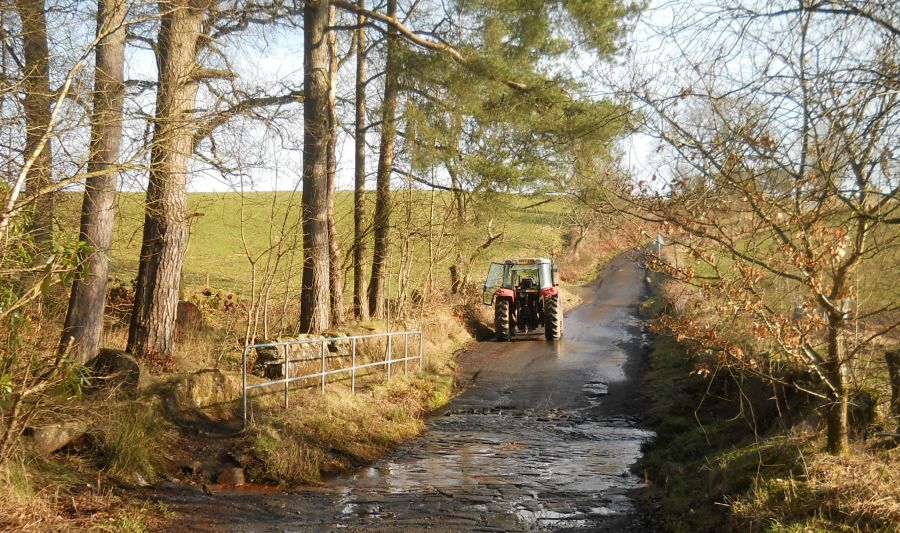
[56,190,575,298]
[96,401,172,485]
[669,216,900,318]
[637,334,823,532]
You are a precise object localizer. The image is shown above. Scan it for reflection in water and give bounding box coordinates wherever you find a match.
[328,410,653,530]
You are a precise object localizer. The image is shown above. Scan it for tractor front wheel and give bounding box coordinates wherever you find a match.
[544,294,562,341]
[495,298,512,341]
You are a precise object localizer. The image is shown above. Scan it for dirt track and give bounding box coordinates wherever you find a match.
[154,251,655,531]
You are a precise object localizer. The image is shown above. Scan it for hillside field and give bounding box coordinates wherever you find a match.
[56,190,579,300]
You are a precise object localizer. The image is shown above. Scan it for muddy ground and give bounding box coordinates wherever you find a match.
[150,252,656,531]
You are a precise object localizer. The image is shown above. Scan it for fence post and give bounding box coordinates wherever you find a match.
[242,344,249,427]
[351,337,357,394]
[387,334,393,380]
[321,339,327,392]
[419,331,424,371]
[404,332,409,374]
[283,344,289,409]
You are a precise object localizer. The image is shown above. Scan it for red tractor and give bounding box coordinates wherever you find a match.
[482,258,563,341]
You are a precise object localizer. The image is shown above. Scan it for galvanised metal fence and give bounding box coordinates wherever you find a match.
[241,330,424,425]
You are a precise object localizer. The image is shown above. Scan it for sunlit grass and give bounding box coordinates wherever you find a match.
[57,190,575,299]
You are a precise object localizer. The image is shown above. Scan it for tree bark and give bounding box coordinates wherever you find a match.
[367,0,399,318]
[61,0,128,362]
[15,0,54,243]
[299,0,332,333]
[326,5,344,326]
[352,0,369,320]
[825,320,850,455]
[128,0,209,358]
[449,251,463,294]
[886,348,900,434]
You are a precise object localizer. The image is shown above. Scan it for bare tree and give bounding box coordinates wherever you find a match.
[128,0,213,358]
[326,4,344,326]
[352,0,369,320]
[61,0,129,362]
[299,0,332,333]
[622,0,899,454]
[367,0,399,319]
[14,0,54,243]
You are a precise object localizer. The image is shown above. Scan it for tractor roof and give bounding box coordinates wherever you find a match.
[503,257,551,265]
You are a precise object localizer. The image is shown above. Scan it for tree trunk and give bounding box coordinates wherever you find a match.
[367,0,399,319]
[447,120,465,223]
[61,0,128,362]
[326,5,344,326]
[825,320,850,455]
[886,348,900,434]
[447,160,464,295]
[449,251,463,294]
[127,0,208,358]
[352,0,369,320]
[15,0,54,243]
[299,0,332,334]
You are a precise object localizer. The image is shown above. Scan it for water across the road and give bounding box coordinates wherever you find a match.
[159,253,655,532]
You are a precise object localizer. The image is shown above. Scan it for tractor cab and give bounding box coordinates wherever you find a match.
[482,258,556,306]
[482,258,562,341]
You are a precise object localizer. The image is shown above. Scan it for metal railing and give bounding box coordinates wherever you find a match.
[241,330,424,425]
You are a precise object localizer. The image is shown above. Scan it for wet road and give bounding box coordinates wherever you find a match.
[161,252,654,532]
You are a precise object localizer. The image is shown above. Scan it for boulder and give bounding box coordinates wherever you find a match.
[215,466,245,486]
[26,421,87,455]
[176,300,203,338]
[252,337,324,379]
[849,389,878,438]
[167,369,242,421]
[86,348,141,395]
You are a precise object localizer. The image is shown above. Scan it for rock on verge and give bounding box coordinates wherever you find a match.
[26,421,88,456]
[176,301,203,339]
[215,466,245,486]
[166,369,242,421]
[86,348,142,395]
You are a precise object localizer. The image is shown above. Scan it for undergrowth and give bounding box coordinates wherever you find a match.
[639,272,900,532]
[242,303,469,485]
[94,401,173,485]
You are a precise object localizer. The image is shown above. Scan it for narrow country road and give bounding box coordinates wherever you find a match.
[157,252,655,532]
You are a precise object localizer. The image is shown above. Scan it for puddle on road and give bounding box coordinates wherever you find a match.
[582,380,609,398]
[513,507,590,530]
[324,410,655,530]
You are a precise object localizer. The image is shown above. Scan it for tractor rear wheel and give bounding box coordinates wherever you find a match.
[495,298,512,341]
[544,294,562,341]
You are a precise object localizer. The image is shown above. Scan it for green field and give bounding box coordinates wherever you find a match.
[57,190,575,299]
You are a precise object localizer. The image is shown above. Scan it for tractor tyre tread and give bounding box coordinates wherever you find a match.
[544,294,562,341]
[495,298,512,341]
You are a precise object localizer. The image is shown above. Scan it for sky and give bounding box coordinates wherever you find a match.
[173,1,673,193]
[66,0,676,194]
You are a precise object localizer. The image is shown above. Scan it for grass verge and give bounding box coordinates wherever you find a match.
[638,274,900,532]
[241,304,471,485]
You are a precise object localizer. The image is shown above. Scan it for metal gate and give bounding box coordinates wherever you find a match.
[241,330,424,425]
